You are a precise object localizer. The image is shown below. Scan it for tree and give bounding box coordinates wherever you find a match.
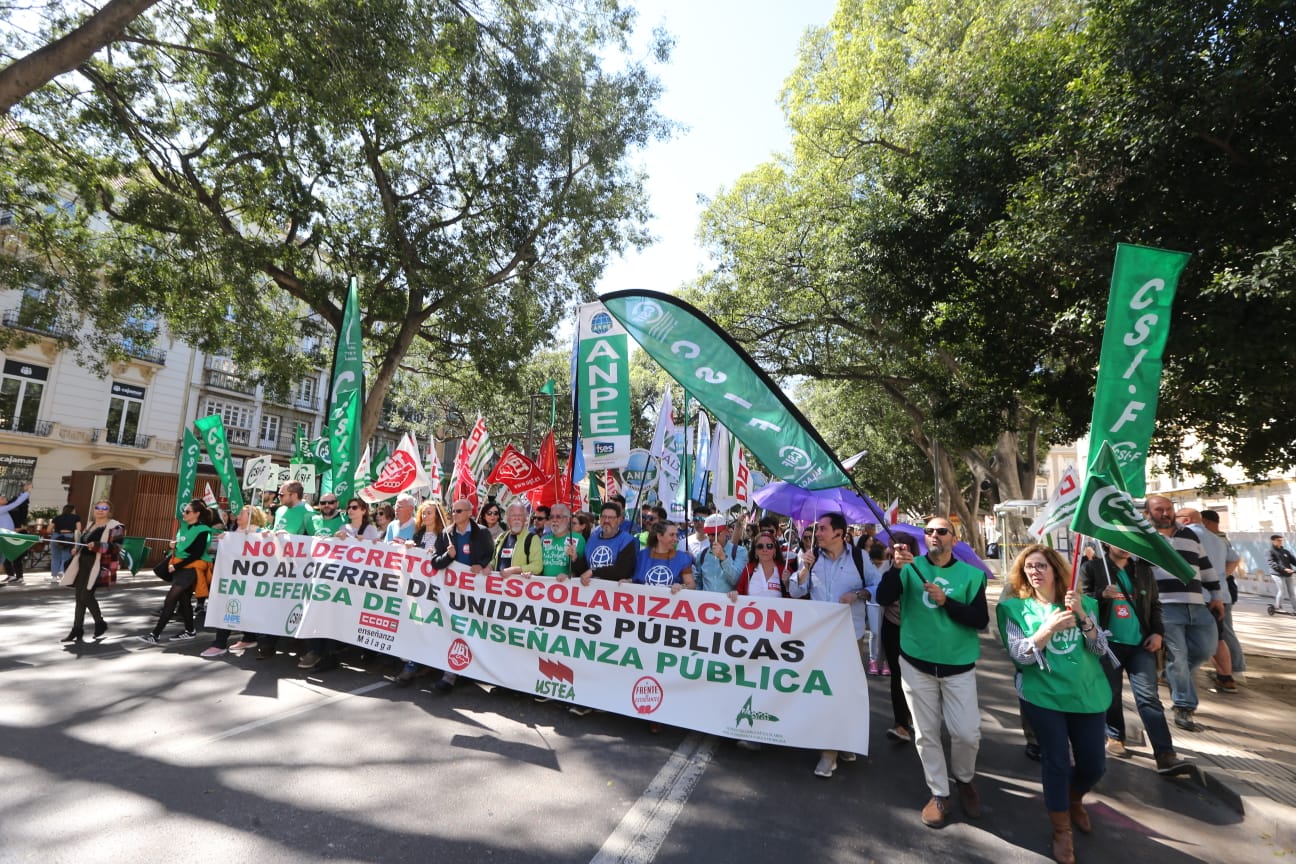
[0,0,672,442]
[0,0,163,115]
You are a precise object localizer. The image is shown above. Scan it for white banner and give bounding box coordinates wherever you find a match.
[209,533,869,753]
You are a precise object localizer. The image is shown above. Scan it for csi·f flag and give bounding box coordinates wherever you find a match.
[1069,442,1195,584]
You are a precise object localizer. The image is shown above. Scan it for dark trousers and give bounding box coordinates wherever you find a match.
[153,580,195,637]
[880,618,911,729]
[4,555,23,581]
[1020,699,1106,812]
[71,561,104,633]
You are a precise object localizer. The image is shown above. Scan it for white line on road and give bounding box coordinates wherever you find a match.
[589,732,717,864]
[177,680,391,752]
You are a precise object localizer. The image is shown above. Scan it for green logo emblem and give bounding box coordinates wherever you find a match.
[735,696,779,727]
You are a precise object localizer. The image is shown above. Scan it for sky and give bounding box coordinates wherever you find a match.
[595,0,840,297]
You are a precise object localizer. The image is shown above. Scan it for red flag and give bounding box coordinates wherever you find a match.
[527,430,561,508]
[425,436,444,501]
[604,469,620,500]
[487,443,550,493]
[452,439,479,512]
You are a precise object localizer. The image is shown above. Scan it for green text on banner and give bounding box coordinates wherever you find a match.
[328,277,364,503]
[194,415,244,513]
[176,426,202,519]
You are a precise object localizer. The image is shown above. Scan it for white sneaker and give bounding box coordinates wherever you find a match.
[813,755,836,778]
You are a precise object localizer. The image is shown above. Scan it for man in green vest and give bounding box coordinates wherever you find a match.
[312,494,345,536]
[272,481,314,535]
[875,516,989,829]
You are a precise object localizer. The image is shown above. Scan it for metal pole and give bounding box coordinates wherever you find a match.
[526,395,537,456]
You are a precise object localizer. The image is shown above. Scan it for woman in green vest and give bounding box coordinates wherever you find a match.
[997,544,1111,864]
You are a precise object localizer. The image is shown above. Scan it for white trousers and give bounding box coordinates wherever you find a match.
[899,656,981,797]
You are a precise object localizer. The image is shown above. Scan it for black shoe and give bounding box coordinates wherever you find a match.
[61,630,83,643]
[1024,743,1042,761]
[432,678,455,694]
[93,621,108,639]
[306,655,340,674]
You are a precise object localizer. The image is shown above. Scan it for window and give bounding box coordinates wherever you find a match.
[203,398,252,430]
[106,382,146,445]
[0,361,47,433]
[293,420,310,441]
[260,413,280,446]
[296,377,316,408]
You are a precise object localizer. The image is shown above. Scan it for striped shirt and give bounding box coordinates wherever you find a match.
[1148,525,1220,605]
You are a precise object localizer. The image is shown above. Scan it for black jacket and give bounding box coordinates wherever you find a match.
[1268,544,1296,576]
[432,522,494,569]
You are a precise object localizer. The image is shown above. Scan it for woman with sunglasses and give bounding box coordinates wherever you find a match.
[998,544,1109,864]
[61,498,124,642]
[730,532,788,600]
[139,499,214,644]
[337,498,380,540]
[480,504,504,540]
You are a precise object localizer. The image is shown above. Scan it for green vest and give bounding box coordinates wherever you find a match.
[175,522,213,561]
[202,524,223,562]
[898,556,985,666]
[997,596,1112,714]
[1106,568,1144,646]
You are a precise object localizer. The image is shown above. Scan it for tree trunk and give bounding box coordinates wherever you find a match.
[0,0,162,115]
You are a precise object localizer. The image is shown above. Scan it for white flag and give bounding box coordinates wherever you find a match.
[354,444,372,485]
[711,424,750,513]
[359,432,432,504]
[1028,465,1081,541]
[841,450,868,471]
[202,482,218,507]
[885,498,899,526]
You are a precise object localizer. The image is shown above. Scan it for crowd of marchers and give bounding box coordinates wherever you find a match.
[51,485,1260,864]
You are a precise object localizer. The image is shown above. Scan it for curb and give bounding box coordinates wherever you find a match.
[1201,768,1296,848]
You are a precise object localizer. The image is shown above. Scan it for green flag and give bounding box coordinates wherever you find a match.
[119,537,149,572]
[575,303,631,469]
[373,443,390,480]
[601,291,851,490]
[194,414,244,514]
[1070,442,1195,584]
[1088,243,1191,497]
[328,276,364,503]
[0,531,39,562]
[292,426,310,464]
[540,378,557,428]
[176,427,202,519]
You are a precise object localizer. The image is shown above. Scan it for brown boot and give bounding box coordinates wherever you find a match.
[1068,789,1091,834]
[1050,811,1075,864]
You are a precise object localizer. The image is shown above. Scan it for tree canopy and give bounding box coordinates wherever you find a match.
[1,0,673,440]
[689,0,1296,541]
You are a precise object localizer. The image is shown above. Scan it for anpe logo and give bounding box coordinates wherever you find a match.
[447,638,473,671]
[631,676,663,715]
[590,311,614,334]
[223,598,241,626]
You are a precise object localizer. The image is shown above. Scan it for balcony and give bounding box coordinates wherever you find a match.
[122,339,167,366]
[227,427,251,446]
[203,369,256,396]
[1,308,71,339]
[259,437,293,453]
[105,432,154,449]
[293,395,320,412]
[0,419,53,437]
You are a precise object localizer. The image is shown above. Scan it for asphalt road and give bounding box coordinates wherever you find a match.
[0,585,1274,864]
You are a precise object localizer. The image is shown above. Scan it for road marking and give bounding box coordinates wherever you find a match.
[589,732,717,864]
[178,680,390,752]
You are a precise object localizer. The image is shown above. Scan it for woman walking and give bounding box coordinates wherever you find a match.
[61,499,123,642]
[139,500,214,644]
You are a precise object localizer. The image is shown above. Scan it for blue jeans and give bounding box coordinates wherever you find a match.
[1104,641,1175,755]
[50,533,75,577]
[1218,604,1245,673]
[1020,700,1106,812]
[1160,603,1216,710]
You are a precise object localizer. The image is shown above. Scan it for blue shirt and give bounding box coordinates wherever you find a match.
[694,540,748,593]
[634,549,693,587]
[0,491,29,531]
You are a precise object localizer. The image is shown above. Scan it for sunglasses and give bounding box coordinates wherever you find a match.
[754,543,775,550]
[94,505,110,511]
[452,508,471,514]
[181,509,194,515]
[320,501,338,506]
[924,527,952,537]
[347,504,364,510]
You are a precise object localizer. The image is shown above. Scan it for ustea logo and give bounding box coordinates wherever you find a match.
[536,657,576,700]
[447,638,473,671]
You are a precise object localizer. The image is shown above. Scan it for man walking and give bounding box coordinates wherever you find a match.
[1267,535,1296,612]
[1144,496,1220,731]
[876,516,988,827]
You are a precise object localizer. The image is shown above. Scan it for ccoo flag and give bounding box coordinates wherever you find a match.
[1088,243,1190,497]
[601,292,851,490]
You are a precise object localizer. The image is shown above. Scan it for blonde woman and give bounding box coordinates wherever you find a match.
[201,505,266,658]
[61,498,124,642]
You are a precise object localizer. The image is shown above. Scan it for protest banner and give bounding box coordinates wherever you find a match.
[208,533,869,753]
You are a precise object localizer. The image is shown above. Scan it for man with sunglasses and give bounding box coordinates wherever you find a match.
[876,517,988,828]
[428,499,494,692]
[311,495,345,536]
